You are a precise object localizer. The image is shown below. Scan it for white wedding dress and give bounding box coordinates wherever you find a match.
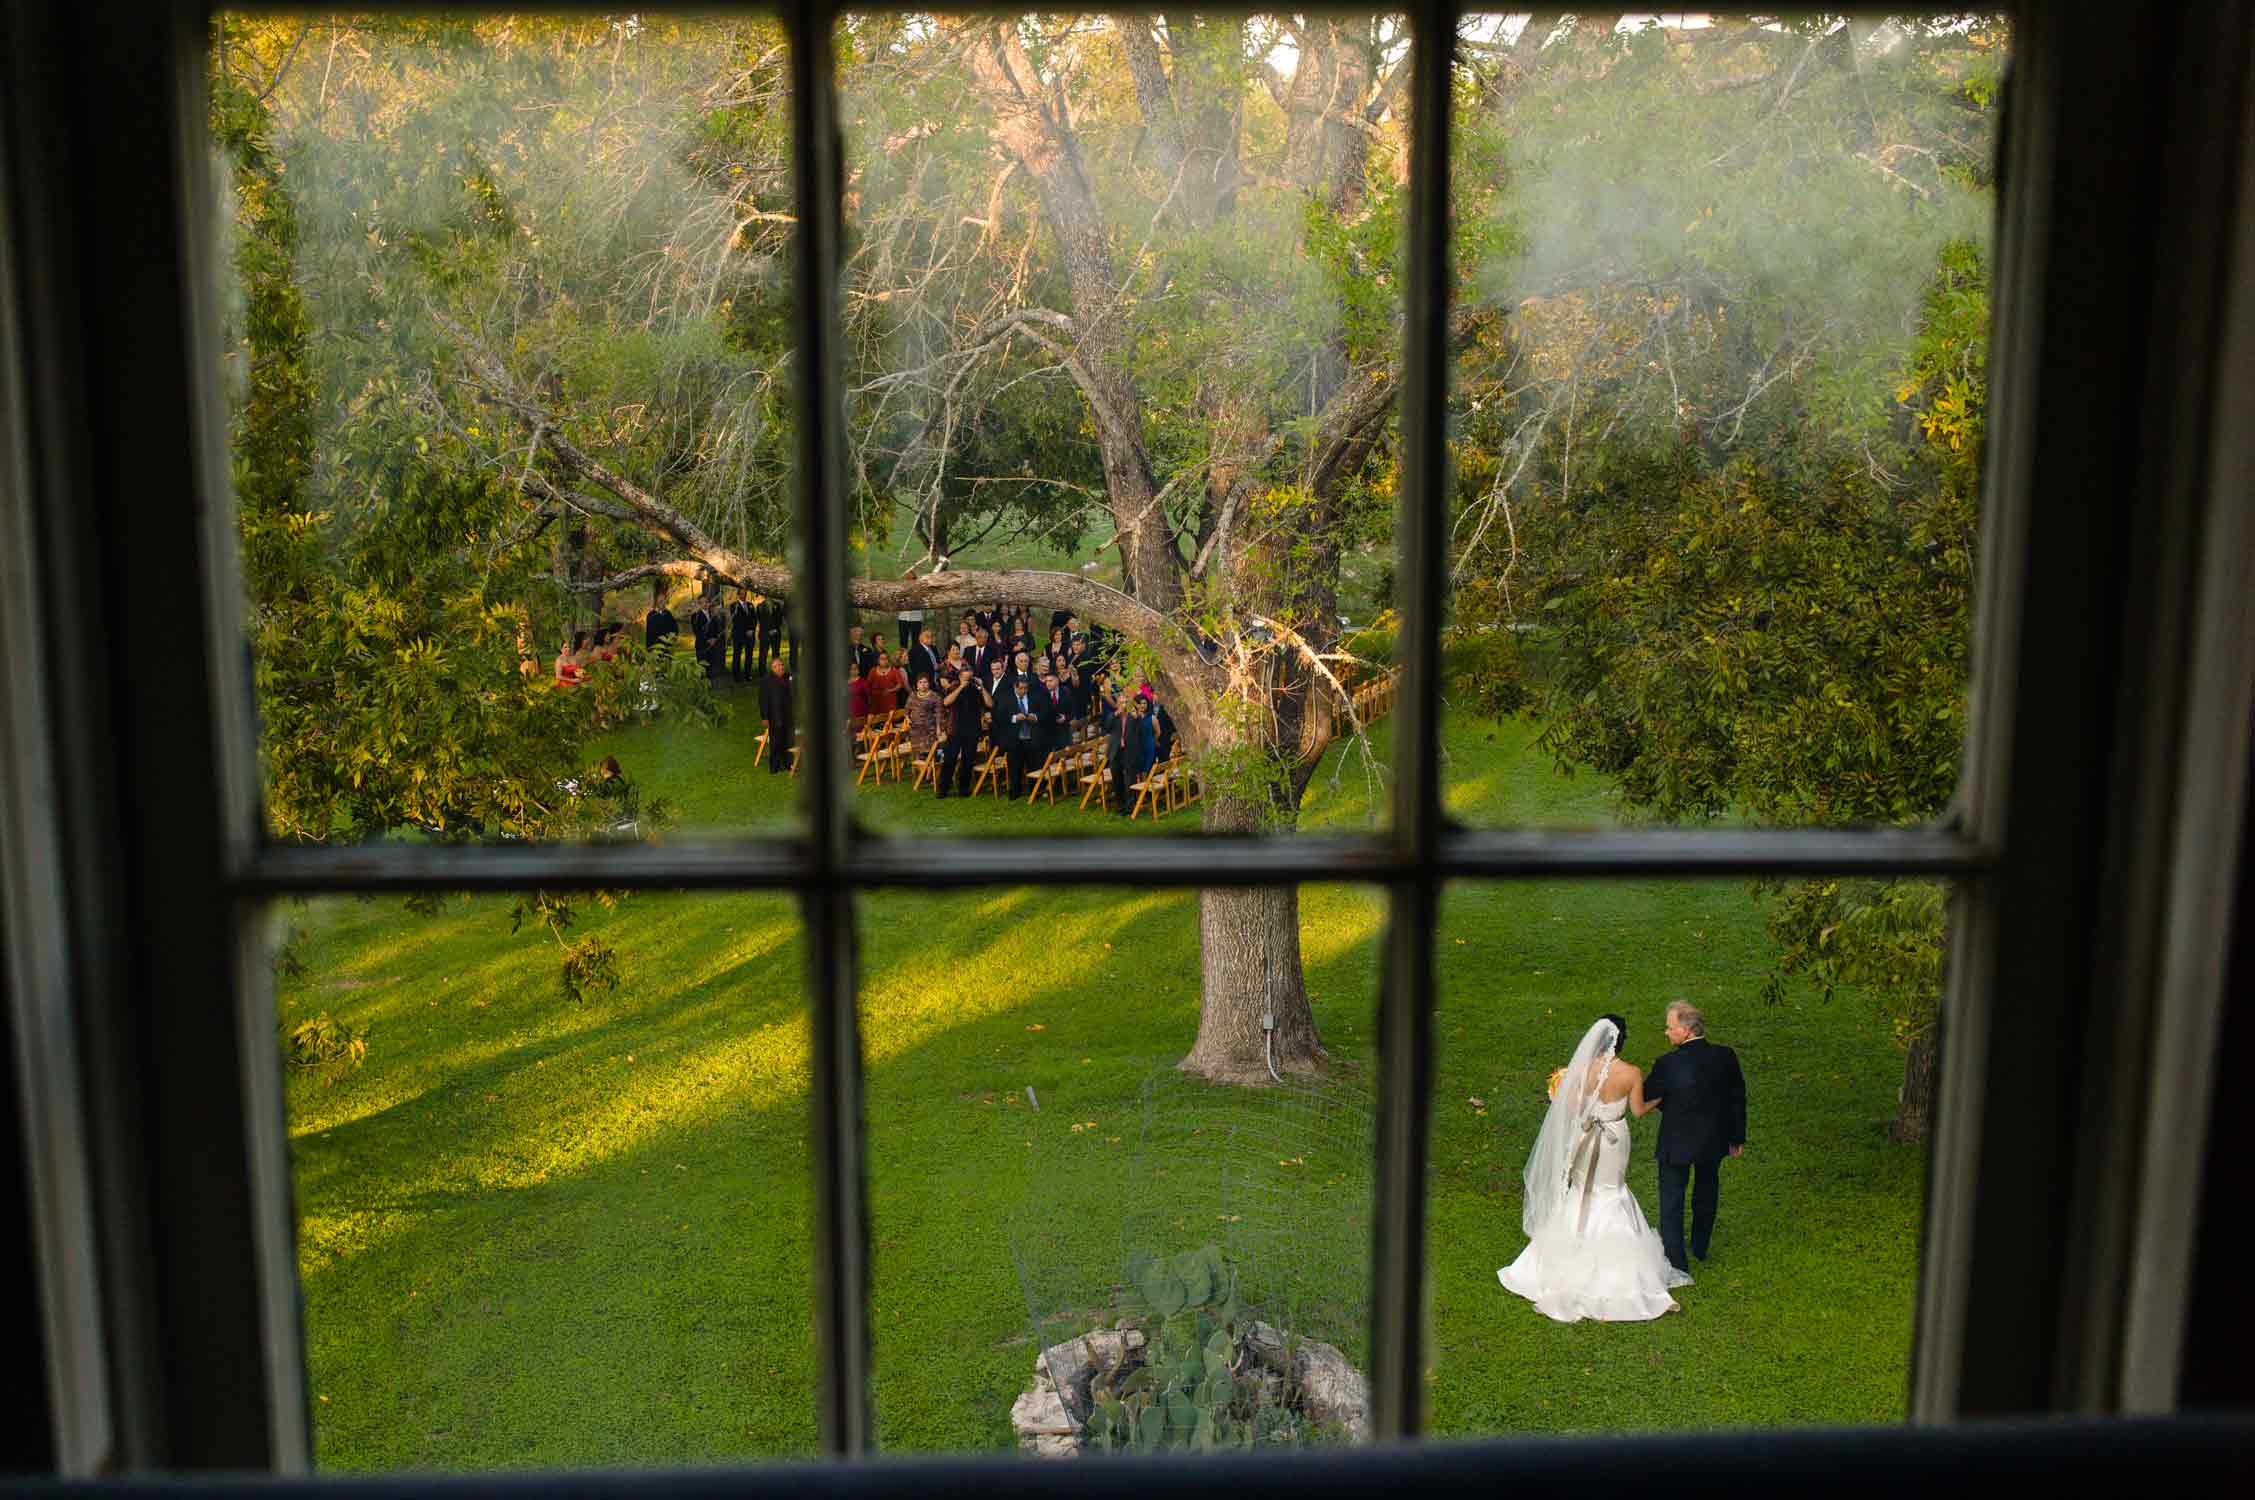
[1498,1044,1691,1323]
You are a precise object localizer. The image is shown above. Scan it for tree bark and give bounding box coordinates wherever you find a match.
[1179,796,1327,1084]
[1888,1027,1936,1143]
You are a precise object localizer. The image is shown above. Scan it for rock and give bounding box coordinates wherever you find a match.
[1242,1320,1292,1374]
[1292,1338,1372,1442]
[1037,1327,1144,1423]
[1011,1376,1079,1459]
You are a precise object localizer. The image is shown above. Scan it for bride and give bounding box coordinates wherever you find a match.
[1498,1014,1691,1322]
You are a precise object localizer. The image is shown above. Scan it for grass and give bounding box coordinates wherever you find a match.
[277,710,1924,1470]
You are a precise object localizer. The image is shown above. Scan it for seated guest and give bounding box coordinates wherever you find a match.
[846,665,870,729]
[865,649,906,714]
[907,673,945,764]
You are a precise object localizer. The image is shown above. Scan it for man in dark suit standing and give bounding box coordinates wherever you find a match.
[728,590,757,684]
[999,668,1046,798]
[645,589,678,651]
[1643,1001,1747,1274]
[753,592,790,674]
[905,626,941,693]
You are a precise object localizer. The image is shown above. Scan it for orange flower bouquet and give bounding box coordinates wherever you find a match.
[1546,1066,1566,1100]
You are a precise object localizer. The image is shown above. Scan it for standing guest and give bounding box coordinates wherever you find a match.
[1039,666,1073,753]
[906,626,941,690]
[1155,699,1177,764]
[729,590,757,684]
[1057,662,1086,722]
[896,603,923,651]
[688,598,713,669]
[968,626,997,677]
[1010,649,1035,693]
[847,624,878,678]
[645,595,678,650]
[753,591,791,673]
[906,673,945,766]
[999,668,1045,798]
[1108,692,1145,815]
[846,665,870,730]
[939,665,988,799]
[984,657,1010,738]
[957,613,979,651]
[941,642,966,681]
[865,649,906,714]
[759,658,794,774]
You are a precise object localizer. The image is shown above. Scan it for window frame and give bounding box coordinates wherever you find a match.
[0,0,2248,1473]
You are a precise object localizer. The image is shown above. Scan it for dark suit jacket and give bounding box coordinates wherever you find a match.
[728,601,755,642]
[998,682,1048,747]
[753,599,788,640]
[1645,1038,1747,1166]
[644,608,677,648]
[905,642,941,688]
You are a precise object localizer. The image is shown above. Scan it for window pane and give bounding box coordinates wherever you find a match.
[835,13,1407,841]
[858,883,1381,1455]
[270,890,818,1467]
[212,12,809,848]
[1440,15,2008,831]
[1426,876,1951,1432]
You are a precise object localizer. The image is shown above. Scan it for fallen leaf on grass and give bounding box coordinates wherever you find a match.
[1025,1023,1045,1031]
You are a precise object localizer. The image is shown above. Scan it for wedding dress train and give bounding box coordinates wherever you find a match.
[1498,1091,1690,1323]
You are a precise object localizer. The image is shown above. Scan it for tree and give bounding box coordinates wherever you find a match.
[1447,17,2003,1138]
[227,14,1460,1084]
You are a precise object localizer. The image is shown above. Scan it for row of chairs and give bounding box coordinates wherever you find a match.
[754,713,1201,820]
[1348,668,1400,724]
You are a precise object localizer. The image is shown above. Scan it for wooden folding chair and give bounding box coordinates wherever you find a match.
[1175,759,1201,810]
[909,737,942,791]
[753,725,770,762]
[1079,754,1113,811]
[853,718,886,786]
[1128,758,1172,820]
[970,738,1007,799]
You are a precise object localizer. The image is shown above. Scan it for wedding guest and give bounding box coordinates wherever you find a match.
[846,665,870,730]
[941,641,966,680]
[1155,699,1177,764]
[759,658,794,774]
[1110,692,1154,815]
[906,626,941,689]
[847,624,878,678]
[906,673,944,765]
[969,625,997,677]
[997,667,1046,797]
[644,595,678,650]
[939,665,987,799]
[729,590,757,683]
[896,603,924,651]
[865,649,906,715]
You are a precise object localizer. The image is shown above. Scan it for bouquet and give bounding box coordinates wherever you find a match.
[1546,1066,1566,1100]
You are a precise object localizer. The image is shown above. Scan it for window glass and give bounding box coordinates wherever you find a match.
[212,12,806,847]
[271,890,818,1467]
[1441,14,2008,833]
[1426,875,1952,1432]
[858,883,1381,1455]
[837,13,1409,841]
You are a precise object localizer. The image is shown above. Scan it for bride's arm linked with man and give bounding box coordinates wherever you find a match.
[1498,1001,1748,1324]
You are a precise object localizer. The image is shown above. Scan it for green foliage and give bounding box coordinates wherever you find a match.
[282,1012,369,1074]
[1080,1246,1335,1456]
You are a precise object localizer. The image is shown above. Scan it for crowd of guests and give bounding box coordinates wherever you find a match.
[551,590,1179,818]
[756,604,1177,815]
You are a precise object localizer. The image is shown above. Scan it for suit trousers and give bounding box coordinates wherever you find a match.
[1006,739,1039,798]
[1656,1159,1721,1270]
[730,637,752,681]
[940,733,977,795]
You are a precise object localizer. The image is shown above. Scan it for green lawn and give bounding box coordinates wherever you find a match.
[277,711,1923,1470]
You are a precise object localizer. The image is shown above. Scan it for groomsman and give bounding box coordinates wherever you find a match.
[644,595,678,650]
[728,590,757,683]
[1644,1001,1748,1274]
[753,592,790,673]
[689,598,719,680]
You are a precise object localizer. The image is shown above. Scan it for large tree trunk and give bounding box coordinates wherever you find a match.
[1178,793,1328,1084]
[1888,1027,1937,1143]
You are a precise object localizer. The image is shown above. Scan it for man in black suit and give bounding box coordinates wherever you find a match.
[753,593,790,674]
[728,590,757,684]
[1643,1001,1748,1274]
[846,624,878,678]
[998,667,1046,797]
[688,599,717,679]
[905,626,941,693]
[644,597,678,651]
